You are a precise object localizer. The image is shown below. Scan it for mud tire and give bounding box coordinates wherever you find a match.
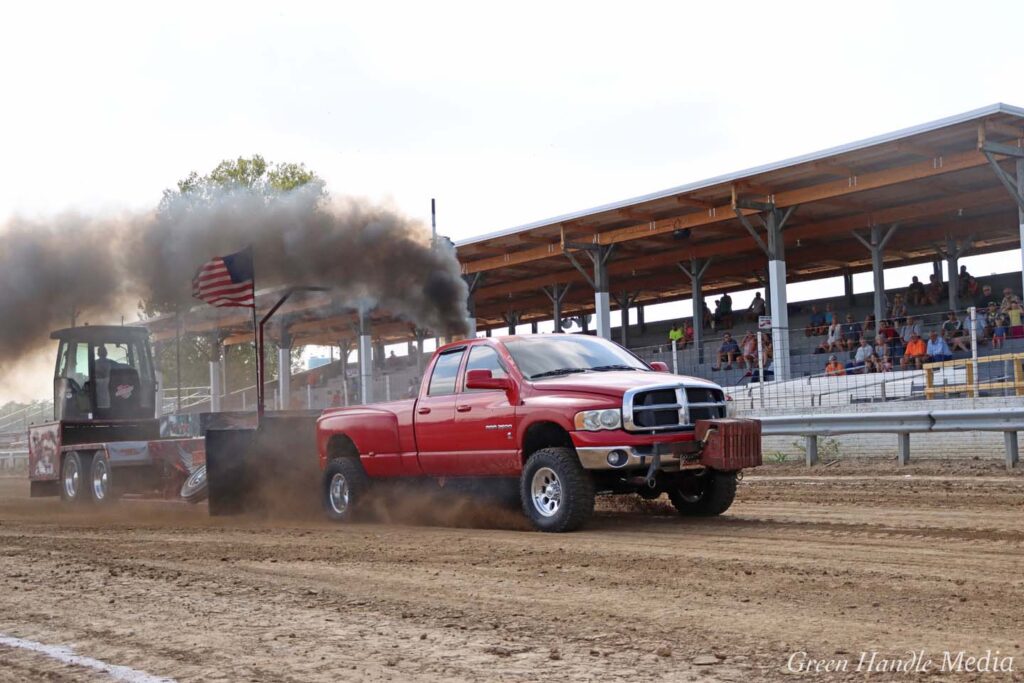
[520,447,595,533]
[323,457,370,522]
[668,470,737,516]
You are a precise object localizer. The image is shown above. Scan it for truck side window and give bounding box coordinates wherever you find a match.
[463,346,507,391]
[427,350,464,396]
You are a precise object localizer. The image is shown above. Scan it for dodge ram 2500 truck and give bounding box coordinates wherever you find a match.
[316,334,761,532]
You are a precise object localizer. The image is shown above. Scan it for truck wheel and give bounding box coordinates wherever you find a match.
[668,470,737,516]
[323,457,369,522]
[61,451,92,504]
[180,465,208,504]
[521,447,595,533]
[88,452,119,504]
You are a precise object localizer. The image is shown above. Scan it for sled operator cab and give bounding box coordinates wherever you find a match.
[51,326,157,421]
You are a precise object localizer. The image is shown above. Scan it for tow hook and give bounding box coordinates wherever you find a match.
[645,449,662,489]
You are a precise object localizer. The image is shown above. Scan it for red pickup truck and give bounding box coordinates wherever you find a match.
[315,334,761,532]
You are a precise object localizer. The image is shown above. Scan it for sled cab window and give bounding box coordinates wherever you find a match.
[427,349,464,396]
[463,345,508,391]
[57,341,91,387]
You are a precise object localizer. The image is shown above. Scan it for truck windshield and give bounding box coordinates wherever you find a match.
[504,336,649,380]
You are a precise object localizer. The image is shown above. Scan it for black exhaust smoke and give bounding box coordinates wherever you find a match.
[0,186,470,374]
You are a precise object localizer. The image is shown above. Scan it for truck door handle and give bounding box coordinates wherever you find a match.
[417,407,431,415]
[456,405,472,412]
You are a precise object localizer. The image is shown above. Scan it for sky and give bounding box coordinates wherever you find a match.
[1,0,1023,401]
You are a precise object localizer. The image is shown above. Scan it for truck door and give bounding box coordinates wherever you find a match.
[413,347,465,476]
[453,344,518,475]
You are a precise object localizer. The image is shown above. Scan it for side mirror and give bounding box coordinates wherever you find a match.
[466,369,513,390]
[649,361,670,372]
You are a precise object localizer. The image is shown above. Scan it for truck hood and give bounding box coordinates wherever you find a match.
[527,371,722,399]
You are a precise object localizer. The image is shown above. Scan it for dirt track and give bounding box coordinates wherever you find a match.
[0,461,1022,682]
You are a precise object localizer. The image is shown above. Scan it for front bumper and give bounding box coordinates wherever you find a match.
[575,440,703,471]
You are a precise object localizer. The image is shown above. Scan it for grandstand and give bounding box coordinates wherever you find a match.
[137,103,1024,428]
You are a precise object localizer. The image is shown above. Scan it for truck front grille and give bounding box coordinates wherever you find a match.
[623,384,727,433]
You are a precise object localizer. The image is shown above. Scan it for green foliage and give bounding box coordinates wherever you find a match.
[768,451,788,464]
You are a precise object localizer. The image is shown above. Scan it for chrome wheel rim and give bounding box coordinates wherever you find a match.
[63,458,79,499]
[92,459,109,501]
[530,467,562,517]
[328,472,350,515]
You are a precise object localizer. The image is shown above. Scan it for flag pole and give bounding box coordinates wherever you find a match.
[249,246,262,418]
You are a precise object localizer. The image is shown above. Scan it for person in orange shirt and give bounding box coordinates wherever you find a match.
[901,332,928,369]
[824,355,846,376]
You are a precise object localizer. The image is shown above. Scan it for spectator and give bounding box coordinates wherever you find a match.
[873,334,890,364]
[1000,287,1017,311]
[863,313,876,335]
[958,265,972,296]
[969,308,987,343]
[701,301,713,330]
[993,311,1009,349]
[901,332,928,369]
[878,320,902,359]
[925,273,944,305]
[747,292,766,321]
[760,331,774,368]
[712,293,734,330]
[926,330,952,362]
[818,318,844,354]
[907,276,927,306]
[889,293,908,320]
[406,378,419,398]
[900,316,923,345]
[1008,299,1024,338]
[823,303,836,328]
[825,355,845,376]
[712,333,741,370]
[841,313,862,347]
[976,284,997,310]
[684,319,695,346]
[739,331,758,369]
[941,311,962,345]
[806,304,827,336]
[963,275,979,299]
[668,323,685,348]
[984,302,999,338]
[853,337,874,372]
[330,390,342,407]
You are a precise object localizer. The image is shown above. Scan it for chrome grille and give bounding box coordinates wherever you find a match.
[623,383,727,433]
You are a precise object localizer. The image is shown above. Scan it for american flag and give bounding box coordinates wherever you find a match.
[191,247,255,308]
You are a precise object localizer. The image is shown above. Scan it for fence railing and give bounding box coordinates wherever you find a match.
[760,407,1024,469]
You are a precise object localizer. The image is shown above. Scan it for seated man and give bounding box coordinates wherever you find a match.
[712,333,740,370]
[941,311,969,351]
[958,265,972,296]
[824,355,845,376]
[841,313,862,347]
[806,304,827,336]
[976,284,997,310]
[907,276,927,306]
[901,332,928,369]
[926,330,952,362]
[853,337,874,372]
[668,323,685,348]
[899,316,922,345]
[888,294,908,321]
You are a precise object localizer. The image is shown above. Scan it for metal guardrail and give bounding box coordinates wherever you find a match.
[0,450,29,471]
[759,407,1024,469]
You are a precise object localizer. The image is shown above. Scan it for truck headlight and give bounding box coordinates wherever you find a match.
[574,409,622,431]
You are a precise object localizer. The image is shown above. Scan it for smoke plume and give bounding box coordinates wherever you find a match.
[0,187,469,371]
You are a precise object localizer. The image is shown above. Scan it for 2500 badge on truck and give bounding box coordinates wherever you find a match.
[317,334,761,532]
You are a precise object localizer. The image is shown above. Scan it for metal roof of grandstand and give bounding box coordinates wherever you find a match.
[144,103,1024,345]
[459,102,1024,330]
